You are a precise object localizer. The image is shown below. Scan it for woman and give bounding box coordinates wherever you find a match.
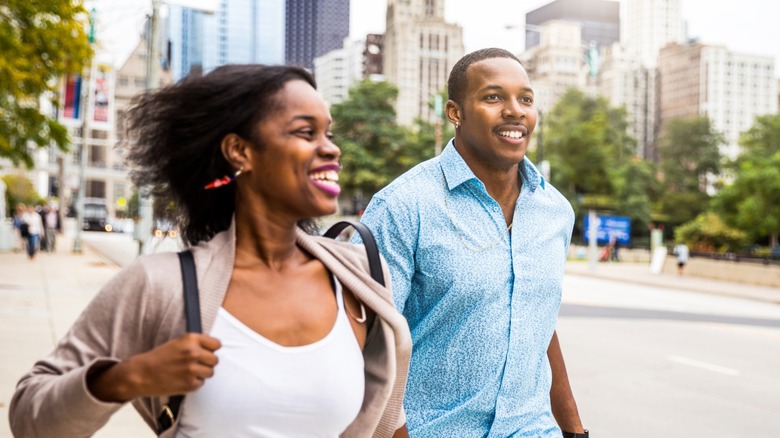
[10,65,411,437]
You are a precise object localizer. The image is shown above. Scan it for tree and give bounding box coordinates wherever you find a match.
[330,80,408,211]
[544,88,656,237]
[737,114,780,161]
[712,117,780,247]
[1,173,44,216]
[0,0,92,167]
[674,211,748,253]
[656,116,724,224]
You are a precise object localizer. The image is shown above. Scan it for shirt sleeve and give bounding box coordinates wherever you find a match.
[358,196,417,314]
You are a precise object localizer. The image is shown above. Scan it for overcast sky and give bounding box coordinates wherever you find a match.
[88,0,780,76]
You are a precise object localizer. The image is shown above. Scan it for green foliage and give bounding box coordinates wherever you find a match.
[674,211,749,252]
[1,173,44,216]
[737,114,780,161]
[544,88,657,236]
[713,152,780,247]
[656,116,724,224]
[0,0,93,167]
[331,80,433,209]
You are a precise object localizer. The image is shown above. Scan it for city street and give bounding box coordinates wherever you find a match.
[1,232,779,437]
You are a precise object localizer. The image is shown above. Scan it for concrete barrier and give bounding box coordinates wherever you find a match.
[662,256,780,288]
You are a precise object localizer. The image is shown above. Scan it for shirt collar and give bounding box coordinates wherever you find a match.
[440,138,545,192]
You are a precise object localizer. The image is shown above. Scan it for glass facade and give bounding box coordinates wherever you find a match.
[168,0,285,81]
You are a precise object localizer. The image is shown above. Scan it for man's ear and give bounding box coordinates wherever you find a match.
[220,133,249,172]
[445,100,462,127]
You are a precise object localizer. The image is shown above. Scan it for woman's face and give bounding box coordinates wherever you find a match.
[242,79,341,220]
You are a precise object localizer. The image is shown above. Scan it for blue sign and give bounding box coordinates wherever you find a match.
[583,215,631,245]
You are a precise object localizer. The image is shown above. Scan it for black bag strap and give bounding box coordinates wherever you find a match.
[323,220,385,287]
[156,250,200,435]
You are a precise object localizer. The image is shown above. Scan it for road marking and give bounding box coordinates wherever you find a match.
[668,355,740,376]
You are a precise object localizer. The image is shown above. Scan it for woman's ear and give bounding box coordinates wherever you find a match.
[220,133,249,172]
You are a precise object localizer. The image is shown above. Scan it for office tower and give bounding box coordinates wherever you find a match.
[168,0,285,81]
[525,0,620,51]
[313,37,366,105]
[621,0,684,68]
[286,0,350,71]
[658,42,778,160]
[520,20,589,113]
[384,0,464,125]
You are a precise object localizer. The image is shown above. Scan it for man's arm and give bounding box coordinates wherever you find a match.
[548,330,586,434]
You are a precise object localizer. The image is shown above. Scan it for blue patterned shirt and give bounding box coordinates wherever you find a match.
[358,140,575,437]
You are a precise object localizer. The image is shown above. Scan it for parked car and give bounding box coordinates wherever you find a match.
[153,220,178,239]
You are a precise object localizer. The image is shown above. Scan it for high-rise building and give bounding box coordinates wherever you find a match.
[621,0,684,68]
[313,37,366,105]
[286,0,350,71]
[167,0,285,81]
[384,0,464,126]
[596,43,655,159]
[525,0,620,51]
[520,20,589,113]
[658,42,778,160]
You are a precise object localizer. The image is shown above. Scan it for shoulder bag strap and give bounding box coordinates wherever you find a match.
[323,220,385,287]
[156,250,200,435]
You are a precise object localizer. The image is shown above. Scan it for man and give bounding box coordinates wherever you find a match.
[673,242,689,275]
[359,48,587,437]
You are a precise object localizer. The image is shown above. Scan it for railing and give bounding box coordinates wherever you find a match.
[690,250,780,266]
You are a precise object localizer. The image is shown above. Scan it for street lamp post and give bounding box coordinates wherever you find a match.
[73,9,97,254]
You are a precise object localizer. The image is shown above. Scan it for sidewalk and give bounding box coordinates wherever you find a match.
[565,259,780,304]
[1,237,778,437]
[0,236,151,437]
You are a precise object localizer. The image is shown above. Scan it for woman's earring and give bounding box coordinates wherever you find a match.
[204,168,243,190]
[455,122,460,129]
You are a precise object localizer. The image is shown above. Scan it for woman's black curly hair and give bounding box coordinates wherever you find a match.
[123,64,316,246]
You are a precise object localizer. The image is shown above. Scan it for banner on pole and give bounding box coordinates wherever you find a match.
[60,75,83,126]
[88,63,115,130]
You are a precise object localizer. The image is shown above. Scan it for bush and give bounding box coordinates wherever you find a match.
[674,212,749,252]
[1,174,44,217]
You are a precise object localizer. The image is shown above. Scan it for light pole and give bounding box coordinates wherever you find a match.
[73,8,97,254]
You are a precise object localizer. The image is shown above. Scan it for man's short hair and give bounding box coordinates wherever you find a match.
[447,48,522,106]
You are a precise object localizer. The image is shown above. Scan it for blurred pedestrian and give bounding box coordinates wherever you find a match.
[44,204,60,252]
[22,206,43,260]
[10,64,410,438]
[12,203,27,253]
[609,235,620,262]
[673,242,690,275]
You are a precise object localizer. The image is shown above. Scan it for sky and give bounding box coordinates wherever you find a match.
[88,0,780,76]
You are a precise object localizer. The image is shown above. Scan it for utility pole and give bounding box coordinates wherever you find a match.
[135,0,161,255]
[73,8,97,254]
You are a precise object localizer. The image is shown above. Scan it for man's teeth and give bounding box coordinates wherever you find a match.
[310,170,339,182]
[499,131,524,139]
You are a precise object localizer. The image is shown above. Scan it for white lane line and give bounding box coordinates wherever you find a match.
[667,355,740,376]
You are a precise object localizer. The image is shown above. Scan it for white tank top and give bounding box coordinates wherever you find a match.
[175,275,365,438]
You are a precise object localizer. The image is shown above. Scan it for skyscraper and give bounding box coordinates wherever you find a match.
[167,0,285,81]
[621,0,684,68]
[285,0,350,71]
[658,42,777,160]
[384,0,464,126]
[525,0,620,51]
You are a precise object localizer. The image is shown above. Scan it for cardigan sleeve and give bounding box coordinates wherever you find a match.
[9,259,167,437]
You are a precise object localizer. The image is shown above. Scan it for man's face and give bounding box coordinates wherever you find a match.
[451,57,537,170]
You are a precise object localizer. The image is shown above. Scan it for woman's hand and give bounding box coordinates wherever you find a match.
[87,333,222,402]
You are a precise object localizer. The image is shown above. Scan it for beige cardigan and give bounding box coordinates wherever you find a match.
[9,223,411,438]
